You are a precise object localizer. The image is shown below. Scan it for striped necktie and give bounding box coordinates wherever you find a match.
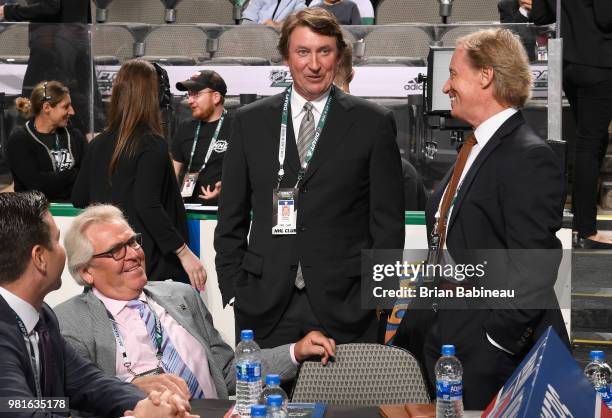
[127,299,205,399]
[294,102,315,290]
[297,102,315,166]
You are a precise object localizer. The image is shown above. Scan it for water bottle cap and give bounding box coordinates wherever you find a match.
[250,404,267,416]
[240,329,254,340]
[267,394,283,407]
[441,344,455,356]
[589,350,605,361]
[265,374,281,385]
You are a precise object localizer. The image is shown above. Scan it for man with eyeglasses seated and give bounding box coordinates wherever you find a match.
[171,70,232,206]
[0,191,195,418]
[55,204,336,401]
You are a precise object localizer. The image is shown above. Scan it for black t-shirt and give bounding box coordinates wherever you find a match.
[171,114,233,205]
[6,121,86,201]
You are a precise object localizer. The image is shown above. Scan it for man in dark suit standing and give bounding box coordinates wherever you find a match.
[0,191,194,418]
[395,29,569,410]
[215,8,404,348]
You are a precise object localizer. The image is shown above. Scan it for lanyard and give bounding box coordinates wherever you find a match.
[15,314,42,399]
[25,121,73,172]
[106,304,164,377]
[277,85,333,188]
[185,110,227,175]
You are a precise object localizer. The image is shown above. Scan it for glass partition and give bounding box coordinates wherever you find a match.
[1,21,562,198]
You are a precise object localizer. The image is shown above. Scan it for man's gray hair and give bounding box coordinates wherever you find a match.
[64,204,129,286]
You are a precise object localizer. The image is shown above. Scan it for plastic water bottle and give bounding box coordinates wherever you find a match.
[584,350,612,409]
[265,394,287,418]
[258,374,288,410]
[435,344,464,418]
[250,405,267,417]
[235,330,263,417]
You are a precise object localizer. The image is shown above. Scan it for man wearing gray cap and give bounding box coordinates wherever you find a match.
[172,70,232,206]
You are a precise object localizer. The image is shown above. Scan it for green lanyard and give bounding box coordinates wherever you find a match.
[277,85,333,188]
[185,110,227,175]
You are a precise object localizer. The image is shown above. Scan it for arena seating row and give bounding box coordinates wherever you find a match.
[0,21,519,67]
[91,0,500,25]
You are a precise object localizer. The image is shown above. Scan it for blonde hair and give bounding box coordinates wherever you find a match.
[457,28,532,108]
[15,81,69,118]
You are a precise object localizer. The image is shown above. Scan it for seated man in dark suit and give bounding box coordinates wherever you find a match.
[0,191,194,418]
[55,204,335,400]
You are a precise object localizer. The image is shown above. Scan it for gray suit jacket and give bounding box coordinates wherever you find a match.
[54,281,296,399]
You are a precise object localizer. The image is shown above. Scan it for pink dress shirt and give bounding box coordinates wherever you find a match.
[93,288,218,398]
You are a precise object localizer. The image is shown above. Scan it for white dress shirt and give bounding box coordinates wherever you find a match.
[0,287,41,376]
[290,87,331,144]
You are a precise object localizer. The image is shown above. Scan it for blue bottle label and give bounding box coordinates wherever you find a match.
[436,379,463,401]
[236,362,261,382]
[595,385,612,407]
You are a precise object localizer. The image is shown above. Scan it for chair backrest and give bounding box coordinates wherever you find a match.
[376,0,440,24]
[448,0,499,23]
[363,26,433,61]
[291,343,431,406]
[175,0,235,24]
[0,23,30,60]
[440,25,492,47]
[105,0,166,23]
[141,25,209,63]
[214,26,281,63]
[91,24,135,63]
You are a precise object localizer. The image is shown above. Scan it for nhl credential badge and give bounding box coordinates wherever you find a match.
[213,140,228,153]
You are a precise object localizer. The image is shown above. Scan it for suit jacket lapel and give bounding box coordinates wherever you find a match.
[264,92,301,177]
[145,287,200,336]
[84,290,120,375]
[0,295,37,391]
[302,88,355,185]
[447,111,524,233]
[145,286,228,398]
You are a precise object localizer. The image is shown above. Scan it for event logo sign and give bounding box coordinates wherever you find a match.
[403,76,424,92]
[269,69,292,88]
[483,327,612,418]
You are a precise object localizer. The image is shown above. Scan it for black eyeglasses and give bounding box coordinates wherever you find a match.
[92,234,143,261]
[42,81,52,102]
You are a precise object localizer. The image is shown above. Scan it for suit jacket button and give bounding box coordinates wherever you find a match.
[290,265,298,271]
[299,226,307,232]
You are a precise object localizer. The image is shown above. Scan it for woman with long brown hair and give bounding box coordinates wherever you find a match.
[7,80,86,201]
[72,59,206,288]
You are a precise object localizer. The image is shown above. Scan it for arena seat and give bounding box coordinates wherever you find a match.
[104,0,166,23]
[360,25,431,66]
[91,23,135,64]
[175,0,236,25]
[207,25,281,65]
[376,0,441,24]
[0,23,30,64]
[140,24,211,65]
